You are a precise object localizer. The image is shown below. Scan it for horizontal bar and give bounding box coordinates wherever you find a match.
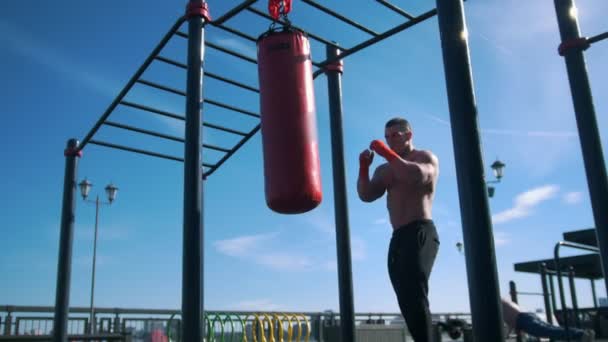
[90,122,233,154]
[375,0,415,20]
[137,79,187,96]
[318,8,437,68]
[301,0,378,36]
[203,143,231,153]
[204,71,259,93]
[203,99,260,118]
[203,122,248,136]
[119,101,252,137]
[213,0,260,25]
[245,7,342,49]
[212,24,258,42]
[204,124,261,177]
[89,140,184,162]
[104,121,185,143]
[206,41,257,64]
[78,16,187,151]
[120,101,185,121]
[154,56,259,93]
[588,31,608,45]
[178,24,258,43]
[175,31,188,39]
[155,55,188,69]
[517,291,546,296]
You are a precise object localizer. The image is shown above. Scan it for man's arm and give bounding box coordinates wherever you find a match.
[358,165,389,202]
[370,140,438,185]
[388,150,437,184]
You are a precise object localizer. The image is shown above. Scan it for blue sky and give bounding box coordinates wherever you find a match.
[1,0,607,316]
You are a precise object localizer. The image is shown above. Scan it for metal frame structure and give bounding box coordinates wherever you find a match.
[553,0,608,314]
[49,0,603,341]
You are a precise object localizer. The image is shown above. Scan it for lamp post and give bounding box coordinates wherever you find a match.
[457,159,506,251]
[486,159,506,198]
[77,178,118,334]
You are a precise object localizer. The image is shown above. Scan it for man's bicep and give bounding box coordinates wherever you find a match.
[368,167,389,199]
[418,152,439,183]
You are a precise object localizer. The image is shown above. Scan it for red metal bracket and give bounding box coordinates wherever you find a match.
[64,148,83,157]
[558,37,590,56]
[324,59,344,74]
[186,1,212,22]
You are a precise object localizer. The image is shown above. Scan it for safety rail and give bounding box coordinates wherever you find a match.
[1,305,473,341]
[554,240,600,342]
[0,334,130,341]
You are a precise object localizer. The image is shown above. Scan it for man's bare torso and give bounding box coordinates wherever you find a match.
[378,149,437,229]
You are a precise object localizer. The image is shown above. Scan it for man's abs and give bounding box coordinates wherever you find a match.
[387,189,434,229]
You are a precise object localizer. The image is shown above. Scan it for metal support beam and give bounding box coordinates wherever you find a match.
[435,0,504,340]
[591,279,598,308]
[540,263,554,325]
[554,0,608,300]
[568,267,580,328]
[52,139,80,342]
[181,2,205,341]
[326,45,356,342]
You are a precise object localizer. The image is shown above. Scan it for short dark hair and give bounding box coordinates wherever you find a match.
[385,117,411,132]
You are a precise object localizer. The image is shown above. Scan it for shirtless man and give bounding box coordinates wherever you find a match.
[357,117,440,342]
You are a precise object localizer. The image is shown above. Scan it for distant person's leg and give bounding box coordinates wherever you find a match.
[516,313,585,340]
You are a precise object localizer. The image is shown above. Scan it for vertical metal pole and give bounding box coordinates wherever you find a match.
[554,0,608,295]
[568,267,580,328]
[53,138,80,342]
[113,312,120,333]
[182,2,205,342]
[509,281,518,303]
[4,311,12,335]
[325,44,356,342]
[435,0,505,340]
[89,196,100,334]
[540,264,554,325]
[555,260,571,340]
[591,279,598,308]
[549,274,558,313]
[509,281,523,342]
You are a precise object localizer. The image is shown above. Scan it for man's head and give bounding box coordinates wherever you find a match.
[384,117,412,154]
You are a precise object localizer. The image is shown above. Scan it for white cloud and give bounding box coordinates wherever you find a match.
[493,231,510,247]
[492,185,559,224]
[255,252,313,271]
[216,38,257,59]
[307,212,335,235]
[351,237,367,261]
[214,232,313,271]
[214,232,277,258]
[231,299,282,311]
[422,113,577,139]
[323,260,337,271]
[373,218,388,225]
[563,191,583,205]
[0,20,118,97]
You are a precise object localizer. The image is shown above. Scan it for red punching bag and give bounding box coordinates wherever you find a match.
[257,28,322,214]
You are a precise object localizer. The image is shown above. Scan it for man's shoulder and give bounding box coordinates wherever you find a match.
[413,149,438,164]
[375,162,391,172]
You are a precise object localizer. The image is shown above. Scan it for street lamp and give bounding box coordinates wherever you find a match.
[486,159,506,198]
[78,178,118,334]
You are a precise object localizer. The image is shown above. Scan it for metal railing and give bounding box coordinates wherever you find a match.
[1,305,473,341]
[553,240,600,342]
